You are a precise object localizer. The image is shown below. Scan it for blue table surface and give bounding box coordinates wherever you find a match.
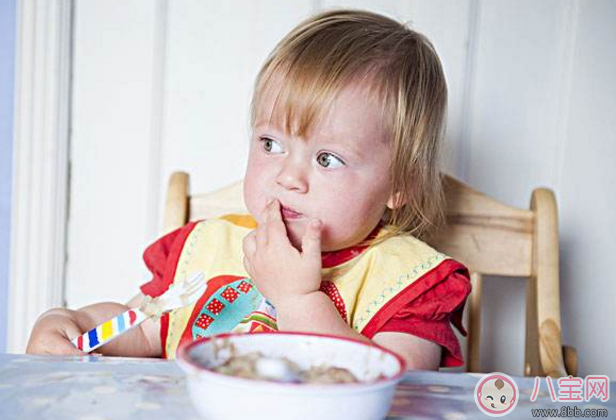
[0,353,613,419]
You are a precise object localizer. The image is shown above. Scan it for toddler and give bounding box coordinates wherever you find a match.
[27,9,471,370]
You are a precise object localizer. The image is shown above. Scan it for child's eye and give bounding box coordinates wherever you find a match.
[500,395,506,404]
[316,152,344,168]
[260,137,283,154]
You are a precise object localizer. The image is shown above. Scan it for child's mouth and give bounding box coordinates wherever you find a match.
[280,205,303,220]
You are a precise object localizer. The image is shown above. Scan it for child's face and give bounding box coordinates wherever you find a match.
[244,81,395,252]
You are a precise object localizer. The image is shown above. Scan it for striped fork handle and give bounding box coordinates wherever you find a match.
[72,308,149,353]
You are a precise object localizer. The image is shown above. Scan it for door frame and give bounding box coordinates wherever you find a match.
[7,0,72,352]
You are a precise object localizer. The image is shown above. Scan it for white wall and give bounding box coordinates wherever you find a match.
[462,0,616,378]
[62,0,614,377]
[557,0,616,379]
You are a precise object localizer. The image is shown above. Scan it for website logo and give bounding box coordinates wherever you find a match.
[475,372,519,417]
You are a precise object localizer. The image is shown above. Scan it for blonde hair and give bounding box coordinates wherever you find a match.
[250,9,447,244]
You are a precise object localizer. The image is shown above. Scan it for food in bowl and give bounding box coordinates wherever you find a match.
[212,350,359,384]
[177,332,406,420]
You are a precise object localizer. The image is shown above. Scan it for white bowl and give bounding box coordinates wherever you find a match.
[177,332,406,420]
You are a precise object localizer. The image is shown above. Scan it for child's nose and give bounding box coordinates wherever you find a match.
[275,161,308,193]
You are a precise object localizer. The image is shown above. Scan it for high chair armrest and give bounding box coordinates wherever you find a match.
[563,345,578,377]
[526,188,568,378]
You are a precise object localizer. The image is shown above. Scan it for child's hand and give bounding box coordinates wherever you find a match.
[26,309,87,356]
[242,199,323,307]
[27,300,163,357]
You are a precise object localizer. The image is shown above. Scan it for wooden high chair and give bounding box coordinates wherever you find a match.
[162,171,577,378]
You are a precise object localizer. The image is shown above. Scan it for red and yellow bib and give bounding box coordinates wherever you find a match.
[161,215,453,359]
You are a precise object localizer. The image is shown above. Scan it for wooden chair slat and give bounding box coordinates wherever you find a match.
[467,272,483,373]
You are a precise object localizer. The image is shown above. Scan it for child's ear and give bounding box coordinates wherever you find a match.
[386,192,404,210]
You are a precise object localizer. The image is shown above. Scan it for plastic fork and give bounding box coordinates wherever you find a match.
[72,272,206,353]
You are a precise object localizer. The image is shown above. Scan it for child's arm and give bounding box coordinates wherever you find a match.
[274,293,441,370]
[372,331,441,370]
[26,293,161,357]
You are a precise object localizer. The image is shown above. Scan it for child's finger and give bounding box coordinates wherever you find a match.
[255,223,267,247]
[61,346,88,356]
[266,199,287,244]
[49,335,88,356]
[243,230,257,257]
[301,219,322,261]
[242,255,253,277]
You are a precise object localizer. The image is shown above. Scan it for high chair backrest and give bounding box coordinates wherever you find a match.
[163,171,576,377]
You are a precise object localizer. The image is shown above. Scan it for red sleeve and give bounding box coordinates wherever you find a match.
[365,260,471,368]
[139,221,200,359]
[140,221,200,297]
